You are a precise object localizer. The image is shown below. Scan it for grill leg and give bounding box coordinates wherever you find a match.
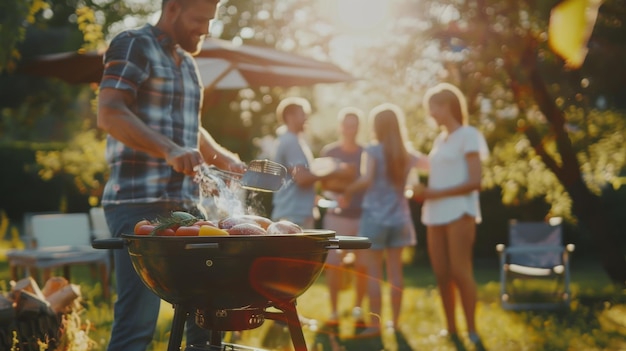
[281,302,307,351]
[169,304,188,351]
[210,330,222,346]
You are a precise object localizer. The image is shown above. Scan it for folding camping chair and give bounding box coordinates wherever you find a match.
[6,213,111,299]
[495,218,575,310]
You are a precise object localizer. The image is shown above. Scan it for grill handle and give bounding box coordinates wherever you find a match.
[93,238,125,250]
[326,236,371,250]
[185,243,220,250]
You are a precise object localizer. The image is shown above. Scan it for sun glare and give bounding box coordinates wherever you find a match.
[333,0,391,34]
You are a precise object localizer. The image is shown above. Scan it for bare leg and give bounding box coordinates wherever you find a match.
[323,214,362,320]
[353,252,368,311]
[427,225,456,333]
[325,249,343,320]
[363,248,384,330]
[446,215,477,334]
[385,247,405,328]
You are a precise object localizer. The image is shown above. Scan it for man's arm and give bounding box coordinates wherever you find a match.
[291,164,320,187]
[97,87,204,176]
[198,127,245,172]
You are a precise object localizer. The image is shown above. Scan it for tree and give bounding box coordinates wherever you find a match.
[0,0,155,216]
[360,0,626,284]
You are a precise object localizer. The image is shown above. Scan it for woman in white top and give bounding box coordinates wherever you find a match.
[417,83,489,349]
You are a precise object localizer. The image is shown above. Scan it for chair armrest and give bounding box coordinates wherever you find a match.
[503,245,565,254]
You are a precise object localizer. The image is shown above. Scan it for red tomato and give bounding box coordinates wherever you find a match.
[135,224,155,236]
[175,225,200,236]
[134,220,152,234]
[155,228,176,236]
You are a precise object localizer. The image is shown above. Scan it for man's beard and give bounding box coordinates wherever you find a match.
[174,20,204,55]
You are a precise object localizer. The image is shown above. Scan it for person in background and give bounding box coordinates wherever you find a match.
[340,103,427,337]
[319,107,368,326]
[270,96,320,228]
[264,96,333,349]
[97,0,245,350]
[417,82,489,350]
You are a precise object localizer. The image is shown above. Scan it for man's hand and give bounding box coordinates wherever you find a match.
[227,160,247,174]
[165,147,204,176]
[320,162,357,193]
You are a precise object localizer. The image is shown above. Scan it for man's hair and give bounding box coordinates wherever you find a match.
[276,97,311,124]
[337,106,364,124]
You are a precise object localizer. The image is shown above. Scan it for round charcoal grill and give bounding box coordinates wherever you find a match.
[94,230,370,351]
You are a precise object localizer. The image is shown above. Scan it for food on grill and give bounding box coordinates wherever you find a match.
[174,225,201,236]
[218,215,257,229]
[134,220,152,234]
[193,220,218,227]
[266,220,303,234]
[171,211,197,221]
[226,223,267,236]
[199,225,229,236]
[154,227,176,236]
[133,211,303,236]
[135,224,155,236]
[238,214,273,230]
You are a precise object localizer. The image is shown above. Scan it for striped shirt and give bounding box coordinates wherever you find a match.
[100,24,203,206]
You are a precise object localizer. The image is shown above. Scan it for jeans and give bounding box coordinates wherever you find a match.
[104,202,210,351]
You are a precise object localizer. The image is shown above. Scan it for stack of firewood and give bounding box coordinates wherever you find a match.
[0,276,82,351]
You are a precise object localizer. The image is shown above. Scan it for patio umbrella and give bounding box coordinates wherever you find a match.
[18,38,355,90]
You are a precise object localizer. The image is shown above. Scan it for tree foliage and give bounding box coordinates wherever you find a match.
[2,0,625,276]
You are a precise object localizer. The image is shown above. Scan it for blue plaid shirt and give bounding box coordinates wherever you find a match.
[100,24,203,206]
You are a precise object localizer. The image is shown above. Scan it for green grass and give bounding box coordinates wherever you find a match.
[1,257,625,351]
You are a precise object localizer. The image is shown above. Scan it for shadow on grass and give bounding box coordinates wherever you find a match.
[311,322,429,351]
[312,321,385,351]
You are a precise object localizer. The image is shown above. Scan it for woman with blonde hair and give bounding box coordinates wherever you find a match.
[418,82,489,349]
[341,103,426,336]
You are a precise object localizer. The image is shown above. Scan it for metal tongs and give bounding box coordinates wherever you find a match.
[196,159,288,193]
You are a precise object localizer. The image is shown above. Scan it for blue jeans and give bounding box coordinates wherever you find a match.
[104,202,210,351]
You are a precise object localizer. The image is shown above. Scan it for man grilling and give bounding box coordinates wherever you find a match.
[97,0,244,350]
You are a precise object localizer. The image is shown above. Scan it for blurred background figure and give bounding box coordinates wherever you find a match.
[340,103,427,337]
[318,107,368,327]
[264,96,325,349]
[270,97,319,229]
[418,82,489,350]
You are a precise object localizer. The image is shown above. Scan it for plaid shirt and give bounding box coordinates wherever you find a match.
[100,24,203,206]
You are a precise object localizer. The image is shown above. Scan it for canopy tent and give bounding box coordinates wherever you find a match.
[18,38,356,90]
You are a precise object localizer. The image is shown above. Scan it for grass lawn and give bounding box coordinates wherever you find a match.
[1,256,625,351]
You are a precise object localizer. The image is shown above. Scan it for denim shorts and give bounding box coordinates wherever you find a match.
[358,216,416,250]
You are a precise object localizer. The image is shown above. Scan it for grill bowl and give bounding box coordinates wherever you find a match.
[96,230,369,310]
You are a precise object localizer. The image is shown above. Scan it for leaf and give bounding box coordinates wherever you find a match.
[548,0,602,69]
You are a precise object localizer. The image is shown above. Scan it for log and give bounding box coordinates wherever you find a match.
[42,277,69,298]
[10,277,45,301]
[46,284,81,314]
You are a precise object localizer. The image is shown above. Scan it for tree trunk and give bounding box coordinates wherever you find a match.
[508,41,626,285]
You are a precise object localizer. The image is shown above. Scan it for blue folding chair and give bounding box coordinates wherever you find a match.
[496,218,575,310]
